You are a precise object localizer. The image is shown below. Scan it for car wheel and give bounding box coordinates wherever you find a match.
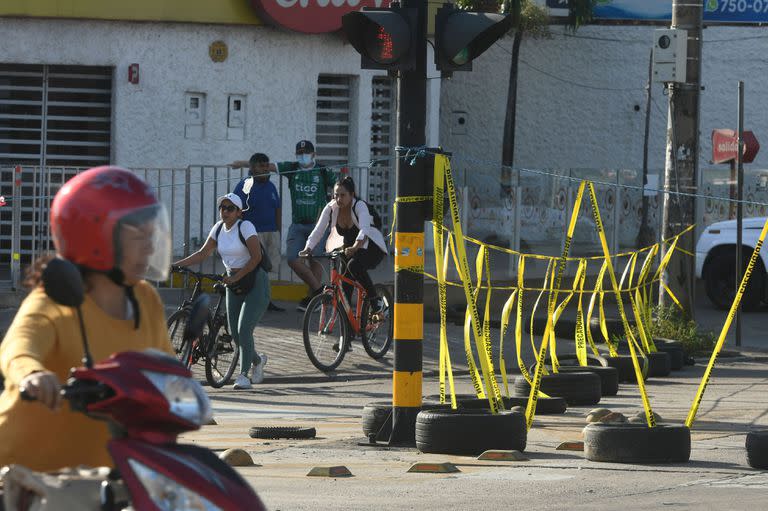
[704,250,764,311]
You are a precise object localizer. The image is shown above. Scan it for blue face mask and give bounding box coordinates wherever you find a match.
[297,154,314,167]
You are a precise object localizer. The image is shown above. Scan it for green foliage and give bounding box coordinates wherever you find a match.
[519,0,551,39]
[455,0,595,34]
[568,0,597,31]
[647,305,716,355]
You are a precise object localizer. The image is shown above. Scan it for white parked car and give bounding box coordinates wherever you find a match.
[695,217,768,311]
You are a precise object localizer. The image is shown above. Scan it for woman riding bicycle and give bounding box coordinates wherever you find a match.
[0,166,174,472]
[298,176,387,311]
[173,193,270,390]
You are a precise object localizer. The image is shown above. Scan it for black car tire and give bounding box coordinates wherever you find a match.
[584,423,691,464]
[415,408,527,456]
[512,372,602,406]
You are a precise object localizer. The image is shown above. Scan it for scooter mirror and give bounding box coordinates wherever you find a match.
[42,257,85,307]
[184,295,210,342]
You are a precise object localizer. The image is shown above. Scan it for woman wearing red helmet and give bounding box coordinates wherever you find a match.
[0,166,174,472]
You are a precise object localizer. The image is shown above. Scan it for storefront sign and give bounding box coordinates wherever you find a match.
[542,0,768,24]
[250,0,385,33]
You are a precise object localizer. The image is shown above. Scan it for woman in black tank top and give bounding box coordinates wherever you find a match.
[332,177,384,307]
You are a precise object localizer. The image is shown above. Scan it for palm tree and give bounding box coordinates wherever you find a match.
[455,0,594,192]
[498,0,595,170]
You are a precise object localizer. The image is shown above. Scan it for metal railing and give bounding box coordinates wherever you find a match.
[0,163,394,289]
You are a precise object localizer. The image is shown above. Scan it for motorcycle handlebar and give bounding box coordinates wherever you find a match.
[19,382,107,402]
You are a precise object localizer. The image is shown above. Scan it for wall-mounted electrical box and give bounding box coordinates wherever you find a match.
[652,29,688,83]
[227,94,246,140]
[185,92,206,139]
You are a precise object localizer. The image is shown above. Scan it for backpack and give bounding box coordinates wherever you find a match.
[353,199,383,230]
[213,220,272,273]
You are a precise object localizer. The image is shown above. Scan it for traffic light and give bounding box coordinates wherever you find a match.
[342,8,418,72]
[434,3,512,73]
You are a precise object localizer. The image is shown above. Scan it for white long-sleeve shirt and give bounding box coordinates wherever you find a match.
[304,199,388,255]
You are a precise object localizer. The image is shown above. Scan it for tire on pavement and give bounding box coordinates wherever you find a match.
[603,354,649,383]
[415,408,527,456]
[248,426,316,440]
[654,338,685,371]
[584,423,691,464]
[553,353,609,368]
[456,395,567,415]
[588,316,625,341]
[512,372,602,406]
[646,351,671,377]
[361,401,452,439]
[745,430,768,469]
[528,361,618,397]
[555,366,619,396]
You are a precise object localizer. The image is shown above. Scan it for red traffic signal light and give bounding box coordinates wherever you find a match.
[342,8,418,71]
[435,4,512,72]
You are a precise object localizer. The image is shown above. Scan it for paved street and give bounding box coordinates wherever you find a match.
[172,300,768,510]
[1,295,767,509]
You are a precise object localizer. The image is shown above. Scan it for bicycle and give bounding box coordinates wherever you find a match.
[166,266,239,388]
[301,248,393,372]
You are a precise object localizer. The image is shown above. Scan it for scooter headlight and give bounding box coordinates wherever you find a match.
[142,371,213,426]
[128,458,222,511]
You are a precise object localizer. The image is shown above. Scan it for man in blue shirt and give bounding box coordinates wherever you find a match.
[233,153,284,312]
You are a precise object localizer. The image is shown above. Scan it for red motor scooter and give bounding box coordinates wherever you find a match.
[3,258,265,510]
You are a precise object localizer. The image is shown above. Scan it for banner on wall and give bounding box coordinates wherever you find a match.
[541,0,768,24]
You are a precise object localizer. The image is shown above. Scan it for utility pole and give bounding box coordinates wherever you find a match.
[342,2,510,445]
[389,0,429,446]
[659,0,703,317]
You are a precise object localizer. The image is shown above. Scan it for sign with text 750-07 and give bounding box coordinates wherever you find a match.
[542,0,768,24]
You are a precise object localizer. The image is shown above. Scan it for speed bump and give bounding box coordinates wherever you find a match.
[307,466,353,477]
[556,441,585,451]
[407,462,460,474]
[477,450,529,461]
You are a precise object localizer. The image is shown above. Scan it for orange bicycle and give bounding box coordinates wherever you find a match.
[302,248,393,372]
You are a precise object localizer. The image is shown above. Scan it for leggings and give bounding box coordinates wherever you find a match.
[226,268,270,376]
[346,245,384,298]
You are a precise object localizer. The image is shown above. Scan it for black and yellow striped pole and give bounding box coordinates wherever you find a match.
[388,0,429,446]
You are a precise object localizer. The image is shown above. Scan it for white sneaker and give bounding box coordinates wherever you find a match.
[233,373,252,390]
[251,353,268,384]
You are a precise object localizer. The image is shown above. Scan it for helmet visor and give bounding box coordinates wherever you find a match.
[115,204,171,283]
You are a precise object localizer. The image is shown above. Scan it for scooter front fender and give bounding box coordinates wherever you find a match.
[109,439,265,511]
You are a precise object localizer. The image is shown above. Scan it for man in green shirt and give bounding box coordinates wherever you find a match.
[231,140,335,311]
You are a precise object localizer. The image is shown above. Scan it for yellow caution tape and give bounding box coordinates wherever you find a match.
[442,154,502,413]
[525,181,586,430]
[499,288,518,397]
[686,217,768,428]
[389,194,435,243]
[432,155,457,408]
[586,182,656,428]
[574,259,588,366]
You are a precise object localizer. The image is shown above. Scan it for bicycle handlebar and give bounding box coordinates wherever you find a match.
[170,266,222,282]
[300,248,346,260]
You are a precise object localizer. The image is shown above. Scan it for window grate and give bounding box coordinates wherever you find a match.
[369,76,396,236]
[0,63,112,167]
[315,75,351,170]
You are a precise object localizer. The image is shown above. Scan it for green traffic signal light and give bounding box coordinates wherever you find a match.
[435,4,512,72]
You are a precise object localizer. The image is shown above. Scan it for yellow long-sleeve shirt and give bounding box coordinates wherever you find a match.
[0,281,173,471]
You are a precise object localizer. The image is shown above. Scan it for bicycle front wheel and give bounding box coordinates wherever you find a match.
[303,292,349,372]
[205,317,240,388]
[167,309,189,358]
[361,284,393,360]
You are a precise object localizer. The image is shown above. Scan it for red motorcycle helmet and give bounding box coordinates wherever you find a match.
[50,166,171,282]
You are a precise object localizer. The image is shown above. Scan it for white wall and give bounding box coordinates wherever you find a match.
[440,24,768,173]
[0,17,386,168]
